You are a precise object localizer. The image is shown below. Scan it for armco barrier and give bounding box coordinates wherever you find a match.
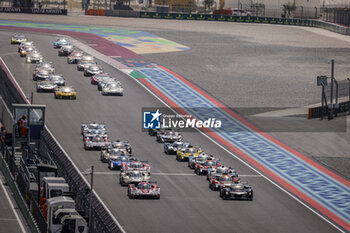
[105,9,140,17]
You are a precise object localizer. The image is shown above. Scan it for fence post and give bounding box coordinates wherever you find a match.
[315,7,317,19]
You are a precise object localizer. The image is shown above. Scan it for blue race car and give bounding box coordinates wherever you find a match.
[108,155,133,170]
[53,38,70,48]
[164,141,190,155]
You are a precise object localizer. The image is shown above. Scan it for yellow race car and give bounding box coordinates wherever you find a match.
[176,146,202,161]
[54,86,77,100]
[11,35,27,44]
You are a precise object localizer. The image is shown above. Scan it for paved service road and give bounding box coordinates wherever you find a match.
[0,173,26,233]
[0,30,342,233]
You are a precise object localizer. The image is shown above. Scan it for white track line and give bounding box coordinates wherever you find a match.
[91,172,262,177]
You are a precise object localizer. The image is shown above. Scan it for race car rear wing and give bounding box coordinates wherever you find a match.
[81,120,105,125]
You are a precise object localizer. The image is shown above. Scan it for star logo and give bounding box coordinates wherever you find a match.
[150,109,162,122]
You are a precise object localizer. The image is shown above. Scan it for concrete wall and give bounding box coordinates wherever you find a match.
[0,97,13,134]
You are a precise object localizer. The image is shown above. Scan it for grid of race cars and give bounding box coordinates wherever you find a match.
[12,35,124,100]
[12,34,253,201]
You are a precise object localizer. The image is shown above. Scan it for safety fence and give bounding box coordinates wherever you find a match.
[321,8,350,27]
[0,63,123,232]
[308,101,350,119]
[139,11,315,25]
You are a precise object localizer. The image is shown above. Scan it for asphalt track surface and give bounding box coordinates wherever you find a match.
[1,15,349,180]
[0,29,342,233]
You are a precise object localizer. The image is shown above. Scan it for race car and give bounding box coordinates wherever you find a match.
[47,74,65,86]
[148,126,172,136]
[220,182,253,201]
[110,140,132,154]
[101,81,123,96]
[91,73,110,85]
[188,152,214,169]
[33,68,51,81]
[18,41,33,52]
[207,165,237,181]
[80,55,94,63]
[84,65,103,76]
[84,136,110,150]
[81,121,106,135]
[11,35,27,44]
[54,86,77,100]
[108,155,133,170]
[97,79,117,91]
[100,147,130,163]
[20,45,35,57]
[176,145,202,161]
[128,181,160,199]
[58,45,74,56]
[164,141,190,155]
[156,130,182,143]
[121,160,151,173]
[36,81,57,92]
[77,61,97,71]
[194,158,221,175]
[26,51,43,63]
[209,173,240,191]
[34,62,55,73]
[53,38,70,48]
[83,129,108,141]
[148,128,160,136]
[119,170,150,186]
[67,51,83,64]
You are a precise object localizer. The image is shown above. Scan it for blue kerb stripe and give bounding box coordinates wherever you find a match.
[136,67,350,222]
